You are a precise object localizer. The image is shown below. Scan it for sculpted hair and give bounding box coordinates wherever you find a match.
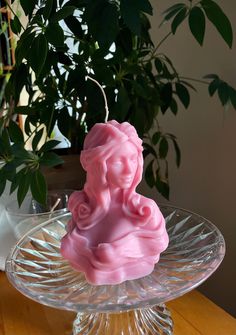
[69,120,145,230]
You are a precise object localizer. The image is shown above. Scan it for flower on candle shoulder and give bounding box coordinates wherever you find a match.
[68,191,91,221]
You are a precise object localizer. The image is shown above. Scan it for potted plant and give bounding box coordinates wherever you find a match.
[0,0,235,206]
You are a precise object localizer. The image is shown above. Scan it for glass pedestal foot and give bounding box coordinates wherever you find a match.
[73,304,173,335]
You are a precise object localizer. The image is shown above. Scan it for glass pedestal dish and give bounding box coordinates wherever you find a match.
[6,206,225,335]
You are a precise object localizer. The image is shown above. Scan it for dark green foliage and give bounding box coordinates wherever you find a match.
[200,0,233,48]
[188,7,205,45]
[171,7,188,34]
[0,0,236,204]
[205,75,236,108]
[10,16,22,35]
[175,83,190,109]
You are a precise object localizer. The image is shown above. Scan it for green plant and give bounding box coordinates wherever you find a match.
[0,0,236,206]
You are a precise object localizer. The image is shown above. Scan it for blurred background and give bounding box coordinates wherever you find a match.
[140,0,236,317]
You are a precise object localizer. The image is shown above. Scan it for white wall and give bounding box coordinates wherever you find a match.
[140,0,236,316]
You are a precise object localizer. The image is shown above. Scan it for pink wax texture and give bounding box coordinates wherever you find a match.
[61,120,169,285]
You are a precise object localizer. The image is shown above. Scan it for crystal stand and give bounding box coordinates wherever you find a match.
[6,205,225,335]
[73,304,173,335]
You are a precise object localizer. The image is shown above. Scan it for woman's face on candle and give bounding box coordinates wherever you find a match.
[106,142,138,189]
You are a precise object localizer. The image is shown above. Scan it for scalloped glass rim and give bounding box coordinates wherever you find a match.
[6,205,225,313]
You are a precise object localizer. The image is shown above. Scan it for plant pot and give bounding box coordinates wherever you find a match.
[42,154,86,191]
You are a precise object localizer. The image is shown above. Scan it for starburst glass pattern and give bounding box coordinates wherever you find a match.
[73,305,173,335]
[6,206,225,313]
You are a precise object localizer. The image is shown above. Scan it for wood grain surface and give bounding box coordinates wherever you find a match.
[0,272,235,335]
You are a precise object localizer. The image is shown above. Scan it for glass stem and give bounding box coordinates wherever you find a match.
[73,304,173,335]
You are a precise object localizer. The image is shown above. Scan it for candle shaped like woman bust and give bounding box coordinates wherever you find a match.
[61,120,169,285]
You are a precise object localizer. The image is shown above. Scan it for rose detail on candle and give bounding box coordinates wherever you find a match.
[139,206,151,217]
[74,203,91,221]
[69,192,91,220]
[124,194,158,229]
[68,191,92,229]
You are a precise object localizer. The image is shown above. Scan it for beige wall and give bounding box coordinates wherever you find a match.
[140,0,236,316]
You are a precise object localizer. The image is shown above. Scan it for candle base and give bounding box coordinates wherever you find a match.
[73,304,173,335]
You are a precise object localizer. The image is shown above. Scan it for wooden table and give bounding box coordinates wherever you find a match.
[0,272,235,335]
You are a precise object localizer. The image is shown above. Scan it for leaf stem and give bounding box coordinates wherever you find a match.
[151,32,172,57]
[46,105,55,141]
[179,76,209,85]
[24,124,40,146]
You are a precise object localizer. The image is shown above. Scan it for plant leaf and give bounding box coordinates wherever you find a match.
[121,0,153,15]
[160,4,186,26]
[0,170,7,197]
[43,0,54,20]
[5,63,28,105]
[10,172,20,195]
[164,5,186,21]
[11,143,31,160]
[152,131,161,145]
[120,0,153,36]
[204,73,219,80]
[200,0,233,48]
[10,16,22,35]
[145,159,155,188]
[188,6,205,45]
[160,82,173,113]
[180,80,197,92]
[229,87,236,110]
[39,152,64,167]
[0,179,6,197]
[57,108,72,138]
[17,168,31,207]
[159,137,169,159]
[85,1,119,47]
[20,0,37,17]
[121,2,141,35]
[155,59,163,73]
[170,137,181,167]
[15,30,35,65]
[143,142,157,158]
[176,82,190,108]
[0,128,11,154]
[14,106,34,115]
[8,120,24,143]
[45,22,65,47]
[163,3,186,15]
[38,140,61,153]
[138,0,153,15]
[208,78,220,96]
[30,170,47,205]
[32,128,44,151]
[171,7,188,34]
[218,81,229,106]
[113,87,131,122]
[29,34,48,75]
[170,98,178,115]
[51,5,76,22]
[64,15,83,39]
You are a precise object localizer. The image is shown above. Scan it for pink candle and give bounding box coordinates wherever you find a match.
[61,120,169,285]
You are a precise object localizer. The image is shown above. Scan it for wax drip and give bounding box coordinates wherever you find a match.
[86,76,109,123]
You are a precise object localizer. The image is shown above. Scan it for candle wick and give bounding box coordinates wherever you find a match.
[86,75,109,123]
[50,198,61,214]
